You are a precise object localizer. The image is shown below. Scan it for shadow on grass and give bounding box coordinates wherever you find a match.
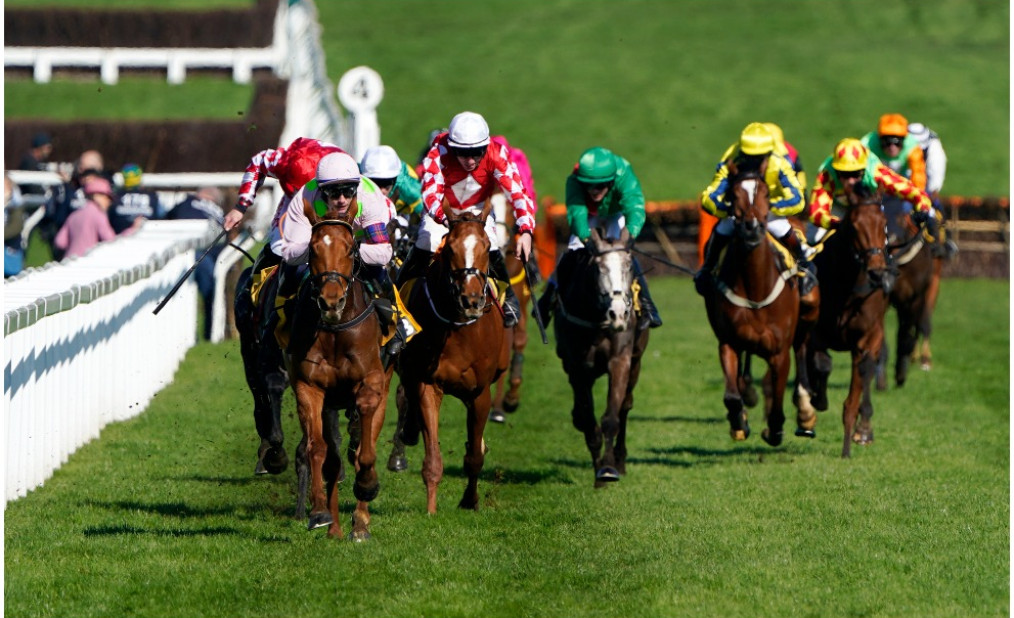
[82,523,290,542]
[439,465,575,486]
[628,414,723,424]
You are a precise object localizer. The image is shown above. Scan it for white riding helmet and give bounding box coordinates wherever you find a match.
[359,145,401,179]
[316,152,360,186]
[447,111,490,148]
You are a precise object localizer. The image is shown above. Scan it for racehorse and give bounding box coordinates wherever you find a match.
[876,198,934,389]
[395,203,511,512]
[490,194,535,423]
[286,215,392,539]
[804,181,893,458]
[553,227,649,487]
[234,263,289,477]
[702,162,817,446]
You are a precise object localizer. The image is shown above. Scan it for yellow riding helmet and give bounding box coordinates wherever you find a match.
[763,122,790,156]
[831,138,869,172]
[739,122,775,156]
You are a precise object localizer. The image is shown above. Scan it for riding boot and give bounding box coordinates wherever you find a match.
[489,250,520,328]
[265,261,302,342]
[534,280,557,327]
[395,247,433,287]
[251,244,282,278]
[695,232,730,296]
[633,257,662,329]
[365,264,417,360]
[779,231,817,295]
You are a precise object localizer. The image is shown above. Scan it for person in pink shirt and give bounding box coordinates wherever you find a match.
[54,177,139,259]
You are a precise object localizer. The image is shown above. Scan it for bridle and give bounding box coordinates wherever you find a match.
[308,219,375,330]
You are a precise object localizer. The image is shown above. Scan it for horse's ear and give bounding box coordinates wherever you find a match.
[619,227,632,247]
[727,158,739,177]
[304,197,322,226]
[478,198,493,223]
[588,228,603,253]
[443,197,459,225]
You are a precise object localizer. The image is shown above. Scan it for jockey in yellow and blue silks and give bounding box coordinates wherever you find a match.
[535,146,662,330]
[696,122,812,296]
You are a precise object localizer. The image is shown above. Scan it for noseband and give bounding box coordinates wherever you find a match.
[309,219,360,324]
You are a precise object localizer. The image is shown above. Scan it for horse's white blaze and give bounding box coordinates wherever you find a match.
[742,178,757,206]
[323,234,333,247]
[463,233,478,269]
[603,251,630,328]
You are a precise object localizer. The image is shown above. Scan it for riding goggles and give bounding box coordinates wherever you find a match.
[879,136,904,147]
[582,181,614,191]
[321,183,359,200]
[451,146,487,159]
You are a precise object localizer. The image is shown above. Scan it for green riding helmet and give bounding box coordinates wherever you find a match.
[575,147,617,184]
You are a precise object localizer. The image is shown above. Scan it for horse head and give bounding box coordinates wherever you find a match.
[843,182,894,295]
[727,157,770,250]
[308,218,357,326]
[588,227,635,332]
[442,202,492,320]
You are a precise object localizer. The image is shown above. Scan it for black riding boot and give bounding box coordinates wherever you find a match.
[489,250,520,328]
[396,247,433,287]
[694,232,730,296]
[633,257,662,329]
[264,261,302,341]
[251,244,282,278]
[364,264,414,362]
[778,231,817,295]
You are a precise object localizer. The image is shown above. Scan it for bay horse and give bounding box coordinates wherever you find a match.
[702,162,817,446]
[395,203,511,512]
[876,198,934,389]
[490,194,535,423]
[233,264,289,477]
[285,215,392,539]
[804,181,893,458]
[553,227,649,487]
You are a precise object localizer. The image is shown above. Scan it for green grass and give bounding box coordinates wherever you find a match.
[3,77,254,121]
[4,277,1008,617]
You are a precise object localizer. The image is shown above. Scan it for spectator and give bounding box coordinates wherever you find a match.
[17,132,53,196]
[53,177,138,259]
[41,149,108,261]
[167,186,226,340]
[111,163,164,234]
[5,174,26,278]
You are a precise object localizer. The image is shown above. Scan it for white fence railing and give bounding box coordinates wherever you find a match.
[4,220,218,502]
[3,3,289,85]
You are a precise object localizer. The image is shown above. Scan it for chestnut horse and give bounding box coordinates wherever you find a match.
[395,204,511,512]
[876,198,934,389]
[490,195,535,423]
[554,228,650,487]
[702,163,817,446]
[234,265,289,477]
[804,182,893,458]
[285,216,392,539]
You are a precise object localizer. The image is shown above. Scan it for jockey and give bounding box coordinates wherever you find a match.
[861,113,927,191]
[696,122,811,296]
[807,137,935,244]
[222,137,345,279]
[396,111,536,328]
[764,122,807,203]
[275,152,416,353]
[359,144,422,220]
[535,146,662,330]
[908,121,957,258]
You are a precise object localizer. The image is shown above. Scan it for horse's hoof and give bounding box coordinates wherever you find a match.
[387,454,408,472]
[920,362,932,372]
[761,429,783,447]
[349,530,371,543]
[503,398,520,413]
[813,395,828,412]
[307,511,333,531]
[595,466,620,483]
[794,428,816,439]
[489,409,506,424]
[262,446,288,475]
[852,433,874,445]
[254,459,268,475]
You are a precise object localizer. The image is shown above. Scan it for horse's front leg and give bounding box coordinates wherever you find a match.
[598,352,633,483]
[761,348,791,447]
[792,335,817,438]
[386,382,410,472]
[719,343,749,440]
[417,383,445,514]
[350,371,389,540]
[459,389,492,511]
[321,401,345,539]
[293,382,332,530]
[504,311,529,412]
[842,338,880,457]
[567,370,601,484]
